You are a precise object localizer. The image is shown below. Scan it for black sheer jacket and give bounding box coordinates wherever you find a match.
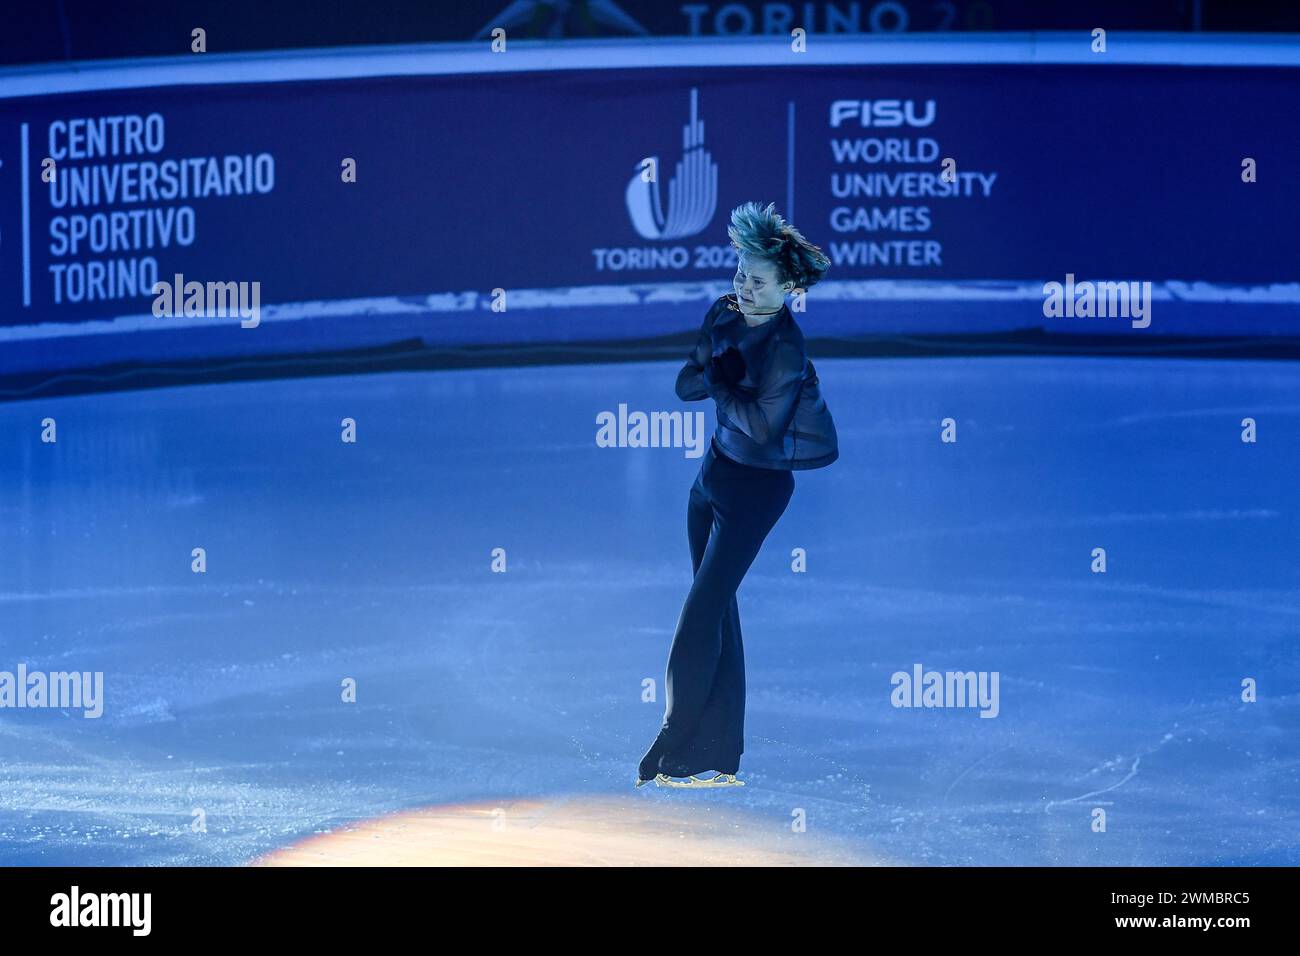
[676,294,839,471]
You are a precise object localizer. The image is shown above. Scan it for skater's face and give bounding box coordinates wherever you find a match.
[733,254,792,316]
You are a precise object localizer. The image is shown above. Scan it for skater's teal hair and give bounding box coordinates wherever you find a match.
[727,201,830,293]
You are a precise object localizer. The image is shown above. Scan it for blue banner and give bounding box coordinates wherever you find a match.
[3,64,1296,318]
[0,55,1296,389]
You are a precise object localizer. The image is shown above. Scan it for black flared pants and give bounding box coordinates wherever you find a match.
[640,438,794,779]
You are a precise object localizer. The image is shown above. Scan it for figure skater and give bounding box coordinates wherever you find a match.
[637,201,839,789]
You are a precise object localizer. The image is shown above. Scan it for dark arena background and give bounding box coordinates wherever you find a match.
[0,0,1296,927]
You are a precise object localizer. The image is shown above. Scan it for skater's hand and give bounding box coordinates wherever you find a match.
[709,346,747,387]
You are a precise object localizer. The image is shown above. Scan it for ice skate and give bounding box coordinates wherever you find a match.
[654,771,745,788]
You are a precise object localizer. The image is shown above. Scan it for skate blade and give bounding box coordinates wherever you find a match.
[654,773,745,788]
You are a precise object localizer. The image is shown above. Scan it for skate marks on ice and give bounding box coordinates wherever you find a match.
[252,795,883,866]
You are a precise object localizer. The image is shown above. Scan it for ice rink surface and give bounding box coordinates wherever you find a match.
[1,355,1297,865]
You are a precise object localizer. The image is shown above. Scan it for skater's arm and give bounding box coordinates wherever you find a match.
[705,341,803,445]
[675,311,716,402]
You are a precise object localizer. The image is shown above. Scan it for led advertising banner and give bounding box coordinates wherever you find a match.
[3,65,1294,321]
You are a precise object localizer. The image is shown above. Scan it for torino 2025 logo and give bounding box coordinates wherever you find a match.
[591,89,733,273]
[625,88,716,240]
